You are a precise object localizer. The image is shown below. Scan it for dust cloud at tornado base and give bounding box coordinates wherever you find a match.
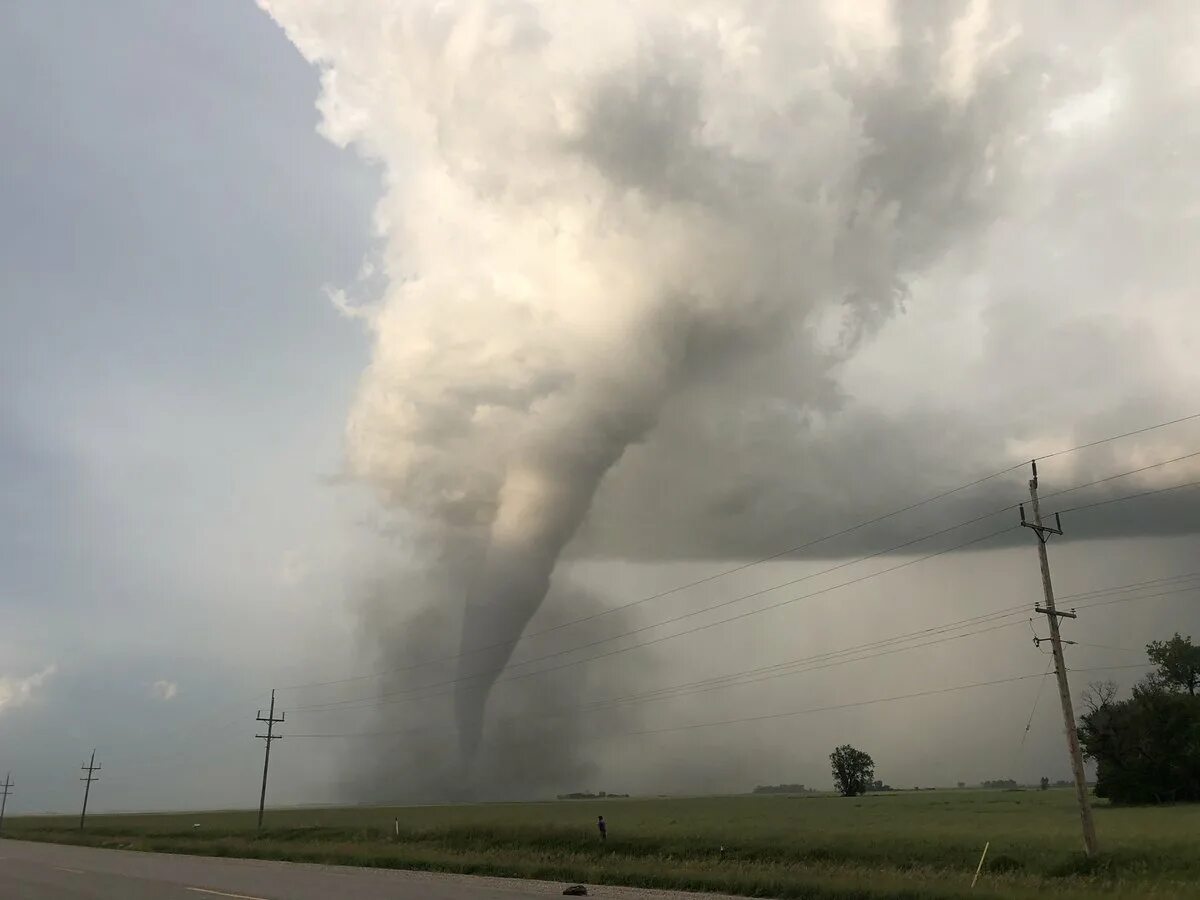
[340,569,663,802]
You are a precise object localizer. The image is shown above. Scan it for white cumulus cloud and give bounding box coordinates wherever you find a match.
[151,680,179,701]
[0,664,57,716]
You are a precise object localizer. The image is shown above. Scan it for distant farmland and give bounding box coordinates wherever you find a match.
[8,789,1198,899]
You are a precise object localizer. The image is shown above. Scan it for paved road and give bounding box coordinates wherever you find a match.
[0,840,742,900]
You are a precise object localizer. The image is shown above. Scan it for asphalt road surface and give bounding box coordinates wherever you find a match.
[0,839,744,900]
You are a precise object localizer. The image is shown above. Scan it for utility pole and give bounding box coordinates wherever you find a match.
[1020,460,1098,857]
[0,772,12,837]
[255,689,284,830]
[79,750,101,831]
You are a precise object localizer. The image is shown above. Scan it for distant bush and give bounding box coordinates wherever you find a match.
[981,780,1019,789]
[556,792,629,800]
[751,784,812,795]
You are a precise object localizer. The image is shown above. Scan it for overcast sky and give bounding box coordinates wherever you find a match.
[2,0,1199,815]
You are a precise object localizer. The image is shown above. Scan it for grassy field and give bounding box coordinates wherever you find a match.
[7,789,1199,899]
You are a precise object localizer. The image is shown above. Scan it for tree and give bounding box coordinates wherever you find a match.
[830,745,875,797]
[1077,636,1200,805]
[1039,777,1049,791]
[1146,633,1200,695]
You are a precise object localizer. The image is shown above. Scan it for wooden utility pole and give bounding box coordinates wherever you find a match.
[255,689,284,830]
[79,750,101,831]
[1020,461,1098,856]
[0,772,12,837]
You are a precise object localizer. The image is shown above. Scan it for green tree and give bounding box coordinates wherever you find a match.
[1146,632,1200,695]
[1078,634,1200,805]
[830,745,875,798]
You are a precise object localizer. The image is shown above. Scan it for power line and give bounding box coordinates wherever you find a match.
[1055,570,1200,604]
[287,576,1200,728]
[281,572,1183,743]
[292,515,1200,718]
[286,621,1029,739]
[1074,583,1200,612]
[321,616,1032,725]
[1020,658,1056,747]
[1051,479,1200,516]
[279,503,1021,695]
[572,458,1200,698]
[286,672,1051,740]
[624,672,1047,737]
[280,414,1200,693]
[1035,411,1200,460]
[283,660,1169,743]
[289,523,1020,714]
[278,473,1024,693]
[1071,642,1146,654]
[571,620,1028,715]
[293,451,1200,710]
[288,454,1200,714]
[1039,453,1200,506]
[590,662,1155,740]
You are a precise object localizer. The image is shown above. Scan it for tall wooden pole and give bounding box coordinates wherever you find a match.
[1022,461,1098,856]
[256,689,284,830]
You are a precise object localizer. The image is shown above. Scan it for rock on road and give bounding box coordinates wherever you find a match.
[0,839,754,900]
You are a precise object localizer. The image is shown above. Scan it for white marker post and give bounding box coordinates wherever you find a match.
[971,841,990,888]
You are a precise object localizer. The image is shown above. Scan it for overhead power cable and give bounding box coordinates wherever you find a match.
[285,672,1050,739]
[280,412,1200,693]
[286,661,1157,743]
[1074,583,1200,613]
[292,571,1200,719]
[1053,570,1200,603]
[296,612,1030,721]
[288,453,1200,712]
[288,523,1020,713]
[1050,479,1200,516]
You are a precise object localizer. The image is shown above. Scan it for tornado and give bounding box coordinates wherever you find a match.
[453,465,585,763]
[454,389,665,763]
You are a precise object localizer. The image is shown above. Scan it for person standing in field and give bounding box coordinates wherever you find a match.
[597,815,607,842]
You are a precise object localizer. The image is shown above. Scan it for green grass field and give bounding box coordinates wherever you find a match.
[7,790,1199,899]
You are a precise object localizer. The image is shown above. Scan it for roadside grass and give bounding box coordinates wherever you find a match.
[8,790,1198,899]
